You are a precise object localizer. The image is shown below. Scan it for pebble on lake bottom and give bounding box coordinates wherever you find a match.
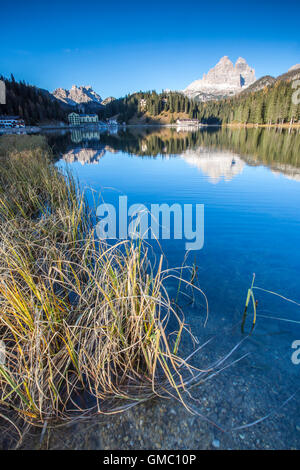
[212,439,220,448]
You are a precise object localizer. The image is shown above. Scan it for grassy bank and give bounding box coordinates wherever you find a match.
[0,134,48,156]
[0,136,211,446]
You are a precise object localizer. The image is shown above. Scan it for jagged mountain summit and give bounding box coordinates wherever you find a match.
[183,56,256,101]
[52,85,102,106]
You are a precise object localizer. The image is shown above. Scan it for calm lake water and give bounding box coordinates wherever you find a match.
[44,126,300,449]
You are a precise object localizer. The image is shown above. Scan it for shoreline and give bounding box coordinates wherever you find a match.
[1,122,299,136]
[225,122,300,129]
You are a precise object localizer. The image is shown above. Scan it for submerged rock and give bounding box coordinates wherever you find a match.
[212,438,220,448]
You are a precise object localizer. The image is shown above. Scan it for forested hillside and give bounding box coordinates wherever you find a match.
[0,75,68,124]
[1,72,299,126]
[104,78,300,126]
[198,79,300,125]
[102,91,195,123]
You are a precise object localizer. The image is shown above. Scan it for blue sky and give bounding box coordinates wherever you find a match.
[1,0,299,98]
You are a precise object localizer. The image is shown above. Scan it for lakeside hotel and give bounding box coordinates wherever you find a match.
[68,113,99,126]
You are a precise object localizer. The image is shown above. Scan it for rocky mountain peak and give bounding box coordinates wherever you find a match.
[184,56,256,102]
[235,57,247,64]
[52,85,102,106]
[211,56,234,71]
[234,57,255,87]
[219,56,232,64]
[101,96,116,106]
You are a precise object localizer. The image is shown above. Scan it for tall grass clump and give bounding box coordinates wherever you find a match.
[0,138,208,440]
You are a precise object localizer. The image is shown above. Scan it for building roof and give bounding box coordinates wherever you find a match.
[68,113,98,117]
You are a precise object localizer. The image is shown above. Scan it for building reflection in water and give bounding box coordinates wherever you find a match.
[70,129,102,144]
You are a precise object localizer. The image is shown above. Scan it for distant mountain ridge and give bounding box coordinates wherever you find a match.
[1,58,299,126]
[239,63,300,96]
[184,56,256,101]
[276,65,300,82]
[52,85,103,107]
[101,96,116,106]
[288,64,300,72]
[239,75,277,95]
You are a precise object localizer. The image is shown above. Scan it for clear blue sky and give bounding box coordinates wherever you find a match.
[1,0,299,98]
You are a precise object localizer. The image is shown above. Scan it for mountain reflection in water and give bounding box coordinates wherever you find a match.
[47,126,300,182]
[181,150,244,183]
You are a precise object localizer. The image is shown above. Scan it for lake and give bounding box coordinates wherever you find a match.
[42,126,300,449]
